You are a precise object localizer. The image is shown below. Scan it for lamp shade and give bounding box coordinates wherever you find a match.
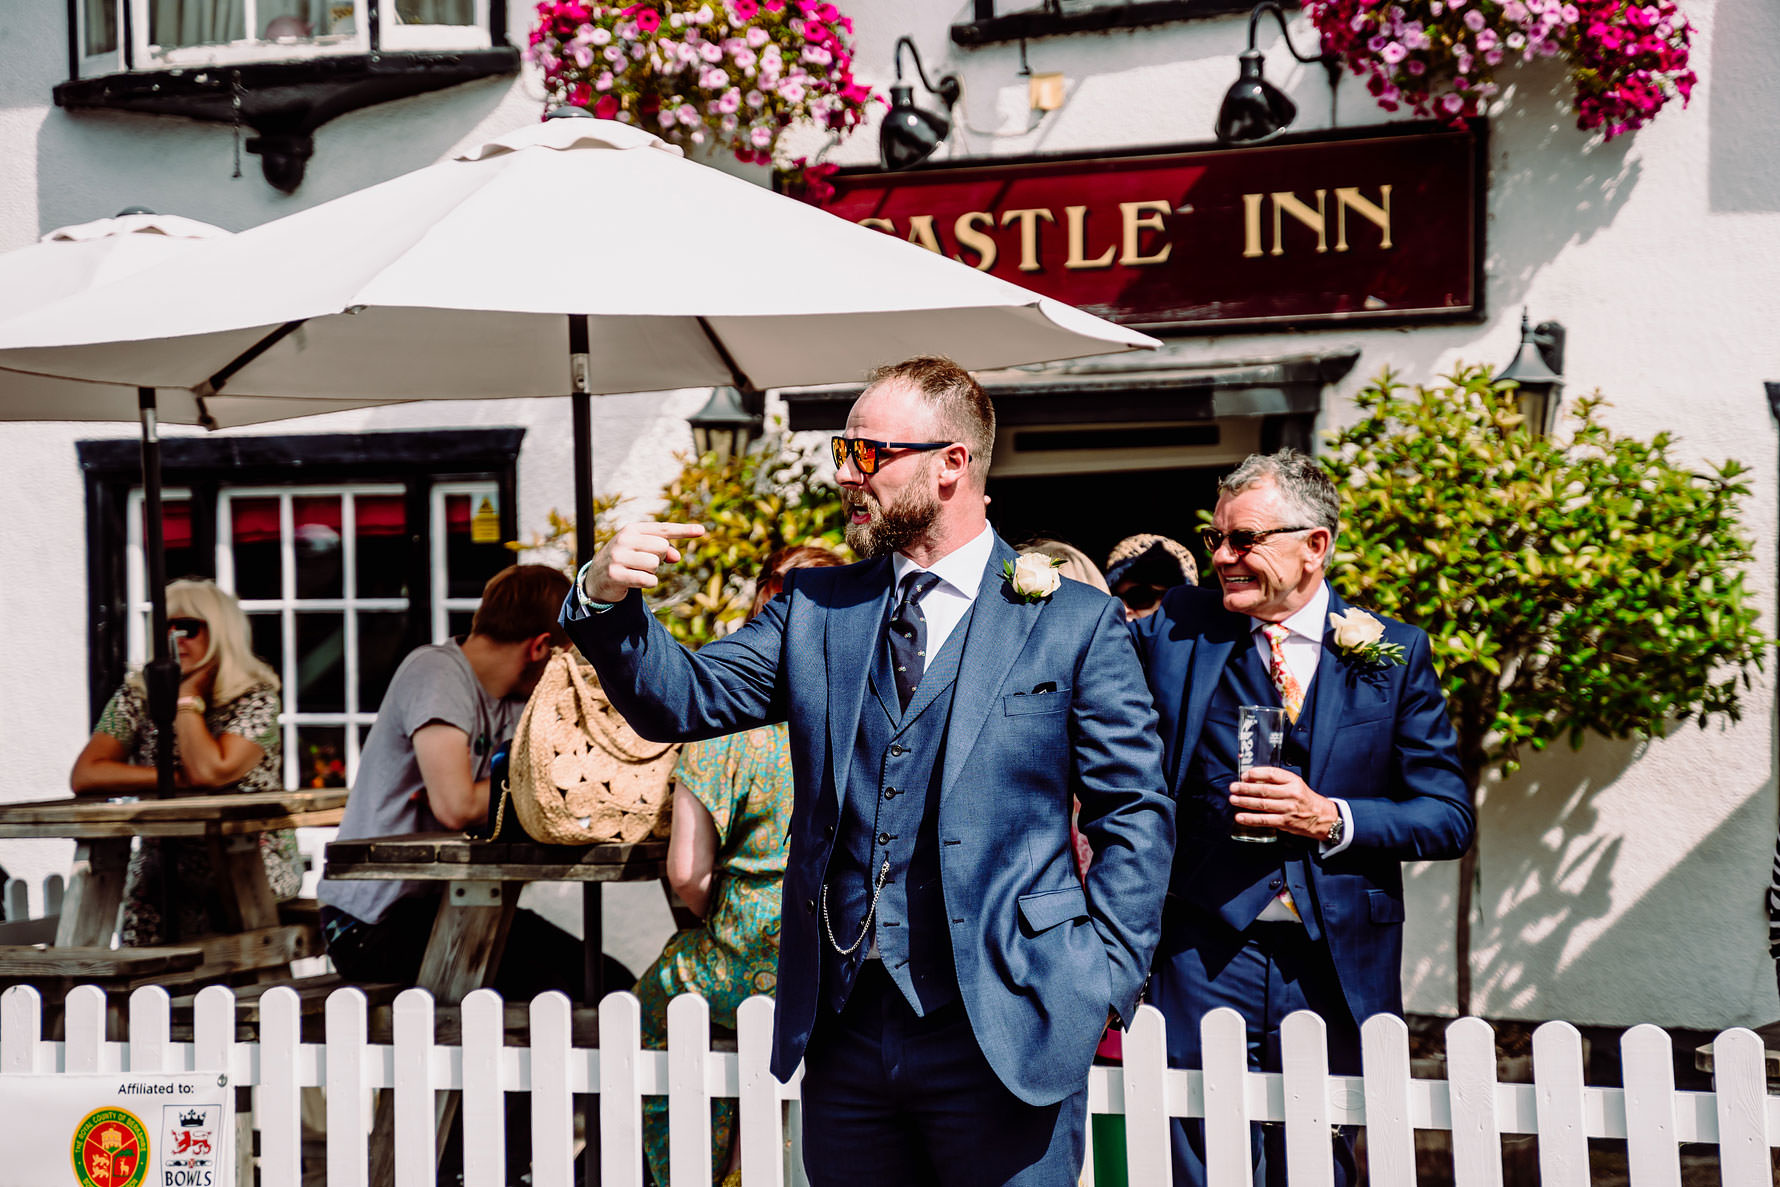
[1216,50,1297,143]
[880,83,951,170]
[688,385,760,459]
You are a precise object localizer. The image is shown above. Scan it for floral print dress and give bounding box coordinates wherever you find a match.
[634,723,795,1187]
[95,681,299,945]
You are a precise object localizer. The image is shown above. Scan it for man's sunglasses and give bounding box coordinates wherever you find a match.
[1198,525,1317,555]
[831,436,954,476]
[168,617,207,639]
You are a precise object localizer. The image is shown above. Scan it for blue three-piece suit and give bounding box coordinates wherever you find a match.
[565,533,1175,1187]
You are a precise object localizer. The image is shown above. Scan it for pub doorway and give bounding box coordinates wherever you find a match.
[986,464,1223,579]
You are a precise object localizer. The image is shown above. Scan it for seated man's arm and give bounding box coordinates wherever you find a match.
[1072,597,1175,1027]
[412,721,487,831]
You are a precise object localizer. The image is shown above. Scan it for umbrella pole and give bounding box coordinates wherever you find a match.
[568,313,606,1187]
[139,388,179,799]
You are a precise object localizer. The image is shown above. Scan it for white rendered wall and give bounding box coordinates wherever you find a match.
[1,0,1777,1030]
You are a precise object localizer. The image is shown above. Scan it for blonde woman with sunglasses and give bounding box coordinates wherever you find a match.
[70,578,299,944]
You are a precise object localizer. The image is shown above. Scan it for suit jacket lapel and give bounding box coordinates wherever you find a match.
[940,535,1040,799]
[1176,605,1248,789]
[1306,583,1349,791]
[826,556,894,807]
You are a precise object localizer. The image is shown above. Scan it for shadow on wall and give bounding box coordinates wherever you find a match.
[1484,54,1641,314]
[35,73,517,233]
[1707,0,1780,212]
[1463,732,1778,1030]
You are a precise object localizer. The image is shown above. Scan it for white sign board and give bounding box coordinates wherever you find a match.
[0,1073,234,1187]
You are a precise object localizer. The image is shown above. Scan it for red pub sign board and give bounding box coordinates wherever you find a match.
[812,124,1484,332]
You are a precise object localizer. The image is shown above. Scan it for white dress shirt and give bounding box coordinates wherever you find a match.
[889,523,995,657]
[1247,582,1355,862]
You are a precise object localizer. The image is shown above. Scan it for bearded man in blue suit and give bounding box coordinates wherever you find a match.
[1131,450,1473,1187]
[563,357,1174,1187]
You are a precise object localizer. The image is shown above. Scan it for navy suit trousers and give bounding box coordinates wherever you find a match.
[800,960,1087,1187]
[1152,910,1361,1187]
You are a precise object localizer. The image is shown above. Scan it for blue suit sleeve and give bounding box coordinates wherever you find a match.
[560,586,790,743]
[1343,627,1475,860]
[1070,596,1175,1025]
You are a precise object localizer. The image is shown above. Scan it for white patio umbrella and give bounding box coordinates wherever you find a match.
[0,116,1158,561]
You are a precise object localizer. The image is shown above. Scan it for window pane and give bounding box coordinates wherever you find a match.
[447,610,475,639]
[355,493,408,598]
[258,0,330,38]
[150,0,247,49]
[443,491,507,599]
[247,612,282,681]
[297,725,348,789]
[230,496,283,599]
[138,495,197,585]
[356,611,408,713]
[294,495,344,600]
[85,0,119,55]
[395,0,472,25]
[295,612,346,713]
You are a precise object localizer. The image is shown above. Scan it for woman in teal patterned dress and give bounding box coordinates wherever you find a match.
[634,545,844,1187]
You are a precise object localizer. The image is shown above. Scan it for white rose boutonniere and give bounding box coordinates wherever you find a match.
[1328,607,1406,667]
[1005,552,1063,602]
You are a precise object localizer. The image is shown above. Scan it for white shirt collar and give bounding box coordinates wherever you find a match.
[1250,581,1331,641]
[891,523,995,600]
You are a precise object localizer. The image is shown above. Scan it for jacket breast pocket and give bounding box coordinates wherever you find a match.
[1004,687,1071,716]
[1367,888,1406,924]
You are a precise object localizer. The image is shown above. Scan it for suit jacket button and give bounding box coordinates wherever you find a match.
[1269,878,1282,889]
[890,744,905,756]
[878,832,892,845]
[823,824,834,839]
[805,898,815,914]
[883,787,898,800]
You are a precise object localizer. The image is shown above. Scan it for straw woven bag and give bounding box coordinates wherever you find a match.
[506,650,679,846]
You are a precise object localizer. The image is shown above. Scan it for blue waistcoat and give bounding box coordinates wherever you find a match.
[1181,639,1324,939]
[820,601,973,1016]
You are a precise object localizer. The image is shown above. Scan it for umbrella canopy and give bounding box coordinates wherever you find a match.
[0,118,1157,417]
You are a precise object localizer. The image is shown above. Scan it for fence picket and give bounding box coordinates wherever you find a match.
[1710,1027,1771,1187]
[461,989,507,1187]
[1622,1023,1681,1187]
[1445,1017,1503,1187]
[64,984,109,1072]
[325,987,371,1187]
[529,991,576,1187]
[193,984,246,1187]
[1281,1011,1335,1187]
[736,995,784,1187]
[392,988,438,1187]
[260,987,304,1187]
[127,985,171,1072]
[45,874,64,916]
[1360,1014,1415,1187]
[601,992,646,1187]
[1201,1006,1254,1187]
[1530,1021,1587,1187]
[0,984,42,1074]
[2,878,27,921]
[668,992,715,1187]
[1124,1004,1173,1185]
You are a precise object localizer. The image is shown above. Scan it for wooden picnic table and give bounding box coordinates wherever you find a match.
[325,830,668,1186]
[0,788,346,973]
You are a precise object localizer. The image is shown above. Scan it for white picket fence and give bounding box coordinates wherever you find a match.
[0,874,64,945]
[2,982,1777,1187]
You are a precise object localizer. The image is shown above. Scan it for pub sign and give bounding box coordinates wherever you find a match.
[811,124,1484,332]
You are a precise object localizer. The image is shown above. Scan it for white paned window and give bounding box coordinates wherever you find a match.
[380,0,489,50]
[429,480,508,643]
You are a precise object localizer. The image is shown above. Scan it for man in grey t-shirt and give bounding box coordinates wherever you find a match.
[318,564,595,1001]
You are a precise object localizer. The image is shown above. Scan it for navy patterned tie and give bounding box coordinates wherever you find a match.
[887,571,943,710]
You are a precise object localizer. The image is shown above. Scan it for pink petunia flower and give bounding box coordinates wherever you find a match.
[595,93,619,117]
[633,8,660,32]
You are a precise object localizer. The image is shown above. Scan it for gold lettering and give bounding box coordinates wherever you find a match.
[1334,185,1394,251]
[905,215,943,254]
[1270,190,1329,256]
[1242,193,1265,258]
[1118,200,1173,266]
[857,217,896,233]
[1000,208,1056,272]
[1063,205,1116,270]
[953,211,998,272]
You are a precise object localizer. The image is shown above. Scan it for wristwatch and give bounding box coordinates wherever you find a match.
[1324,814,1345,847]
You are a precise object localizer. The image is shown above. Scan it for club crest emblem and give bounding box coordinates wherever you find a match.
[70,1107,150,1187]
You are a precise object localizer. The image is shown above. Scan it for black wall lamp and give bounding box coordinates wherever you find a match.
[1496,309,1567,434]
[1216,1,1342,144]
[881,36,962,170]
[688,387,765,459]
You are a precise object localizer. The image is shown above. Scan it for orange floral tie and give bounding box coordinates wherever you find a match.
[1262,623,1304,722]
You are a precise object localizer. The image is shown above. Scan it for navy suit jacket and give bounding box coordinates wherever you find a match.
[1131,582,1473,1025]
[564,534,1174,1105]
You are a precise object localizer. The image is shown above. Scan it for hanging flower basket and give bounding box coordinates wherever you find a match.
[1305,0,1696,139]
[526,0,877,183]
